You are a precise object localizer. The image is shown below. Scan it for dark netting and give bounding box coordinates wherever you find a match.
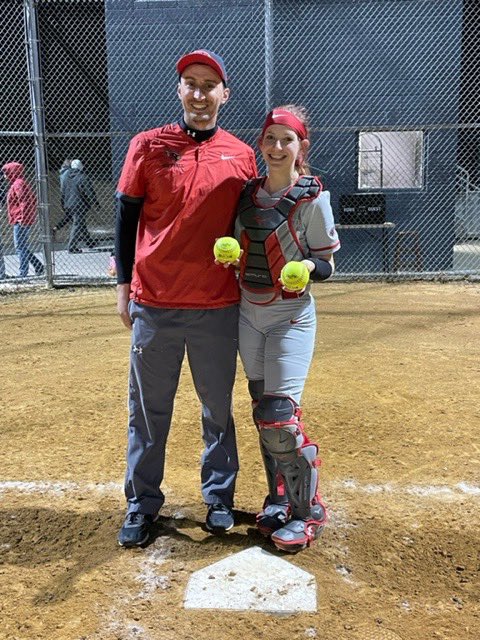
[1,0,479,291]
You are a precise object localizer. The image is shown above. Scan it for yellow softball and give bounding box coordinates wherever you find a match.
[213,237,241,263]
[280,261,310,291]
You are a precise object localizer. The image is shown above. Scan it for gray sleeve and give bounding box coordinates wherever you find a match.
[80,175,97,206]
[299,191,340,257]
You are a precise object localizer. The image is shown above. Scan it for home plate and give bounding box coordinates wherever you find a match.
[183,546,317,613]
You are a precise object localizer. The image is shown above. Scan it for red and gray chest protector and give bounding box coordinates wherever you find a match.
[238,175,322,293]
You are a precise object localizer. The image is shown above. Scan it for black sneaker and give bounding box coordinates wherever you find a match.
[205,503,234,533]
[117,512,158,547]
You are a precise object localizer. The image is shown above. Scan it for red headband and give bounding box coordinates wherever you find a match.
[261,109,308,140]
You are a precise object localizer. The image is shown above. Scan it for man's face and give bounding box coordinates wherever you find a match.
[177,63,230,130]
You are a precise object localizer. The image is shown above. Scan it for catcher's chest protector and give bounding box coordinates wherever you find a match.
[238,176,322,291]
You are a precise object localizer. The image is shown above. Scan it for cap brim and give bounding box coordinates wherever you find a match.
[176,53,226,83]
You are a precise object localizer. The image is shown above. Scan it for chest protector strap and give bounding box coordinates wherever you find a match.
[238,176,322,292]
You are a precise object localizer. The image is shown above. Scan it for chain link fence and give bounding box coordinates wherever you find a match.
[1,0,479,292]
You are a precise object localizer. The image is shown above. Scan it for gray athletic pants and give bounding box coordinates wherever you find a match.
[124,302,240,515]
[238,294,316,404]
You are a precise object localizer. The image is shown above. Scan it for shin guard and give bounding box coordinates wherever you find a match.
[255,395,327,549]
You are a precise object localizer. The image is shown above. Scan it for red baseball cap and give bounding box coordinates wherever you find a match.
[176,49,228,84]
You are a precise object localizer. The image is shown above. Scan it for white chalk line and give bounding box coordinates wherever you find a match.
[100,531,176,640]
[0,479,479,498]
[0,480,123,495]
[333,479,480,497]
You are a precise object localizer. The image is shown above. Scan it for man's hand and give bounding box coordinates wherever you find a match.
[117,283,132,329]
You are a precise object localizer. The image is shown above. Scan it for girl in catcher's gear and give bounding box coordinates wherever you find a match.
[226,105,340,551]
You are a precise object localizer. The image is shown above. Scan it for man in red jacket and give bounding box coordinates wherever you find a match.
[2,162,44,278]
[115,50,257,547]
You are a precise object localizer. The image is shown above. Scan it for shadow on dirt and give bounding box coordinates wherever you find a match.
[0,505,125,605]
[147,508,263,548]
[0,503,305,606]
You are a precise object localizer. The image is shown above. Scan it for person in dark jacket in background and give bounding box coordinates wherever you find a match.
[52,158,73,244]
[59,158,72,194]
[2,161,44,277]
[53,159,99,253]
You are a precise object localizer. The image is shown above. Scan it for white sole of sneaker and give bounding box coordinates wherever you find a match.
[118,532,149,547]
[205,522,234,533]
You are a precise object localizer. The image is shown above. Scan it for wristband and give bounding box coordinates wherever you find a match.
[309,258,333,282]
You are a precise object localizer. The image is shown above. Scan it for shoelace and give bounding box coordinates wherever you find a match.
[211,503,229,513]
[127,512,145,524]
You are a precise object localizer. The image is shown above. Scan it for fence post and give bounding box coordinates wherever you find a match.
[264,0,272,112]
[24,0,53,287]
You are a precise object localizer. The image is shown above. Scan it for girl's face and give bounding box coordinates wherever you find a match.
[259,124,307,172]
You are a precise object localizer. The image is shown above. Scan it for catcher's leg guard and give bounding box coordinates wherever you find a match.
[254,395,327,551]
[249,381,289,536]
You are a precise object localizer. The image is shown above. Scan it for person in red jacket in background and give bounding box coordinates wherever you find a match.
[2,162,44,278]
[115,50,257,547]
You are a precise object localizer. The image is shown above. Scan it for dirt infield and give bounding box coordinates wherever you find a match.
[1,282,479,640]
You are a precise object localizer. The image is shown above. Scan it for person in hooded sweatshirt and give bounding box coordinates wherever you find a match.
[0,179,8,279]
[2,162,44,278]
[54,158,99,253]
[0,238,6,280]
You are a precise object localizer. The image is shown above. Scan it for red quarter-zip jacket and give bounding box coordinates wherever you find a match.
[117,123,257,308]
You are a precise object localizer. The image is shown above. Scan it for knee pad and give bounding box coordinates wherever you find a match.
[254,395,297,426]
[255,395,303,457]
